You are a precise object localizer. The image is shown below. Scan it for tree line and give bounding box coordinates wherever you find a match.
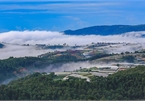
[0,66,145,100]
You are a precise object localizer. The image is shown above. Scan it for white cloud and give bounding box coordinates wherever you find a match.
[0,30,145,59]
[0,30,145,46]
[0,1,122,14]
[0,44,58,59]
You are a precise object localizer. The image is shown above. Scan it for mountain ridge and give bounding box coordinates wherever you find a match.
[63,24,145,35]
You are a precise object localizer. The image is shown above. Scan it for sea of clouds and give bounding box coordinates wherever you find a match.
[0,30,145,59]
[0,30,145,45]
[1,31,145,84]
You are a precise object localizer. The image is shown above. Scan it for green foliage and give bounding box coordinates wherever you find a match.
[52,54,77,62]
[121,55,135,63]
[1,66,145,100]
[89,53,112,60]
[44,45,64,49]
[0,57,44,83]
[0,55,80,83]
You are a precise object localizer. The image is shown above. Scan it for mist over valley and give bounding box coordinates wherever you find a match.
[1,25,145,100]
[1,28,145,59]
[1,0,145,99]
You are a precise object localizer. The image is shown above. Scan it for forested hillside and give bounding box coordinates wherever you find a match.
[0,54,79,84]
[0,57,48,83]
[0,66,145,100]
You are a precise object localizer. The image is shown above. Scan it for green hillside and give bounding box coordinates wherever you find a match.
[0,66,145,100]
[0,54,79,84]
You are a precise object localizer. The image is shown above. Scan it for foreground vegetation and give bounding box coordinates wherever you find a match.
[0,54,79,83]
[0,66,145,100]
[0,51,116,83]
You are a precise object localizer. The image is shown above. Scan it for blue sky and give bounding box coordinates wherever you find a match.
[0,0,144,31]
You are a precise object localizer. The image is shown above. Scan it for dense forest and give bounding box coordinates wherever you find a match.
[0,51,116,84]
[0,54,79,84]
[0,51,137,84]
[0,57,48,83]
[0,66,145,100]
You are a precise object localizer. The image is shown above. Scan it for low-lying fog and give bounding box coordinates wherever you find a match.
[0,30,145,59]
[0,43,71,59]
[103,43,144,54]
[1,61,119,84]
[1,30,145,84]
[0,44,49,59]
[42,61,100,72]
[2,60,143,84]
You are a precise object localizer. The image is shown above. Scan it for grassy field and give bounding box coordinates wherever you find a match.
[53,75,66,81]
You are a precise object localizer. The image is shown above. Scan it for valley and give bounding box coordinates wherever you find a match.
[0,0,145,99]
[1,25,145,100]
[1,41,145,84]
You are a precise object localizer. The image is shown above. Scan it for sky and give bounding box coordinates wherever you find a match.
[0,0,144,31]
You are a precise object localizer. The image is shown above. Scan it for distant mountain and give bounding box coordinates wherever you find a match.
[0,43,4,48]
[64,24,145,35]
